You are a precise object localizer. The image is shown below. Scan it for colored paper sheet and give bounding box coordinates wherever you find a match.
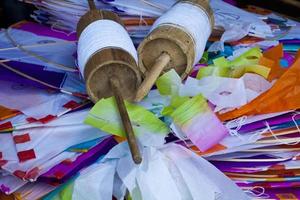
[11,124,107,164]
[0,175,27,195]
[0,126,107,182]
[0,28,77,72]
[260,44,287,81]
[13,182,56,200]
[219,57,300,121]
[238,181,300,189]
[0,108,91,132]
[237,112,300,133]
[0,61,86,97]
[0,79,82,120]
[264,188,300,199]
[180,74,272,112]
[40,137,117,183]
[197,47,270,79]
[170,95,228,151]
[42,179,75,200]
[72,142,249,200]
[155,69,181,96]
[14,21,77,41]
[0,106,20,121]
[85,97,169,146]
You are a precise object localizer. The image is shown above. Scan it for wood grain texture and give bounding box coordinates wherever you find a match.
[138,25,195,79]
[84,49,141,102]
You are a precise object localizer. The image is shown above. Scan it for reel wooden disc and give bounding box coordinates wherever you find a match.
[77,10,141,103]
[138,25,195,79]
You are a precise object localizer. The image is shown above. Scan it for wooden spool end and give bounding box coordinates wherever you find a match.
[84,49,141,103]
[138,0,214,80]
[77,10,141,103]
[138,26,194,79]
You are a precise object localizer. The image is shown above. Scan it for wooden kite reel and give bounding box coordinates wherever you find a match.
[135,0,214,101]
[77,1,142,164]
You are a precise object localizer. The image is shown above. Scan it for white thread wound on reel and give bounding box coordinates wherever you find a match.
[150,2,211,65]
[78,20,138,76]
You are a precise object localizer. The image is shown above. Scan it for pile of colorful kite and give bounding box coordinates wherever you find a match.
[0,0,299,199]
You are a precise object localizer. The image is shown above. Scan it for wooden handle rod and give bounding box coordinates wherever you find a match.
[85,0,142,164]
[109,77,142,164]
[135,52,171,102]
[88,0,97,10]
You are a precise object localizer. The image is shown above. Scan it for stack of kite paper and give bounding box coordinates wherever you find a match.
[169,44,300,199]
[0,21,121,199]
[20,0,168,45]
[21,0,274,46]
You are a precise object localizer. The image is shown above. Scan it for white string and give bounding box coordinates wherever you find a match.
[140,0,166,11]
[248,126,269,143]
[0,53,53,62]
[51,21,76,37]
[150,2,212,65]
[139,14,148,27]
[292,112,300,134]
[244,186,269,199]
[77,19,138,76]
[225,116,248,129]
[264,121,300,146]
[225,116,248,141]
[228,129,244,141]
[228,112,300,146]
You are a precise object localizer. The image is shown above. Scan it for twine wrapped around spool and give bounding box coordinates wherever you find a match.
[135,0,214,102]
[77,1,142,164]
[77,9,141,103]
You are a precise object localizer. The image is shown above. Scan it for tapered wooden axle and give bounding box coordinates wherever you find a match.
[88,0,96,10]
[135,52,171,102]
